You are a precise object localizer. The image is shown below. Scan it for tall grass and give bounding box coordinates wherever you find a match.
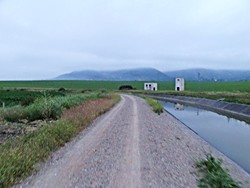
[0,121,76,188]
[0,89,65,107]
[0,94,120,188]
[1,93,104,122]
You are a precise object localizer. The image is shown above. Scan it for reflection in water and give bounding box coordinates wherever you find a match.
[162,101,250,174]
[175,103,184,111]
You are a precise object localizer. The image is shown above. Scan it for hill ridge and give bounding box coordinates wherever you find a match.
[55,68,250,81]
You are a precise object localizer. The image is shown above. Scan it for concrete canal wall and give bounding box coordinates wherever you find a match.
[148,94,250,123]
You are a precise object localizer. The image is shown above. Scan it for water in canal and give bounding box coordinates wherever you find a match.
[161,101,250,174]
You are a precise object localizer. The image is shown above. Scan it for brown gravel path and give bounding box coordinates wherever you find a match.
[15,95,250,188]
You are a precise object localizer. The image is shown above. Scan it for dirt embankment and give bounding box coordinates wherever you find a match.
[15,95,250,188]
[0,120,53,144]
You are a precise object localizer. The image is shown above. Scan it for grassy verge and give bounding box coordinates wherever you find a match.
[144,96,164,115]
[196,155,241,188]
[0,93,120,188]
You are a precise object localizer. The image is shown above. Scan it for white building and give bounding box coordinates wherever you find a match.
[144,83,158,91]
[175,78,185,91]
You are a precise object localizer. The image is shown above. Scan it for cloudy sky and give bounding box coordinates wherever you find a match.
[0,0,250,80]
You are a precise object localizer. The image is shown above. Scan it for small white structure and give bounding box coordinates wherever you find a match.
[144,83,158,91]
[175,78,185,91]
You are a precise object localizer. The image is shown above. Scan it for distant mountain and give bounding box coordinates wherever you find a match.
[165,68,250,81]
[55,68,250,81]
[55,68,171,81]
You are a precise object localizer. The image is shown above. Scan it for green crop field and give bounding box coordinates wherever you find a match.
[185,81,250,92]
[0,80,250,92]
[0,81,145,91]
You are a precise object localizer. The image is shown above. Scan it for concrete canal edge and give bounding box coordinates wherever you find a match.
[148,94,250,185]
[148,94,250,124]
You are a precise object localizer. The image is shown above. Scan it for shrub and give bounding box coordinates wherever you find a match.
[119,85,134,90]
[20,96,35,106]
[58,87,66,92]
[2,93,105,122]
[81,90,92,93]
[25,97,62,121]
[24,93,101,121]
[25,93,69,121]
[145,97,164,115]
[196,155,241,188]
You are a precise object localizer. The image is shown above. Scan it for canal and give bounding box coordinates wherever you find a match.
[161,101,250,174]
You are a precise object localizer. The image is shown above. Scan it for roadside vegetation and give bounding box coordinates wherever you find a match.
[1,92,105,122]
[0,90,120,188]
[196,155,241,188]
[144,96,164,115]
[136,90,250,105]
[0,89,64,107]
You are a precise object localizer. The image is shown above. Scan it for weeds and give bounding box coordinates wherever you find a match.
[0,120,76,188]
[196,154,241,188]
[144,97,164,115]
[0,93,120,188]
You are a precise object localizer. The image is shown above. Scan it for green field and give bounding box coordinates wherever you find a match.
[0,80,144,91]
[0,80,250,92]
[0,90,65,107]
[184,81,250,92]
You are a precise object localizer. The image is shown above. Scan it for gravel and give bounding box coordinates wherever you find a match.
[15,94,250,188]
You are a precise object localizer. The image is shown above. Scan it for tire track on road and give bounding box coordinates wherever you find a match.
[112,95,141,188]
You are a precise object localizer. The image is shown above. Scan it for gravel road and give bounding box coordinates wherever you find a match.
[16,95,250,188]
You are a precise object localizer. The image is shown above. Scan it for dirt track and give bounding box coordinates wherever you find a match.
[16,95,250,188]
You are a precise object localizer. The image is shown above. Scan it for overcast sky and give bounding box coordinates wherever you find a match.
[0,0,250,80]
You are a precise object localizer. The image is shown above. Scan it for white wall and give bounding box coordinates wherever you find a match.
[144,83,158,91]
[175,78,185,91]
